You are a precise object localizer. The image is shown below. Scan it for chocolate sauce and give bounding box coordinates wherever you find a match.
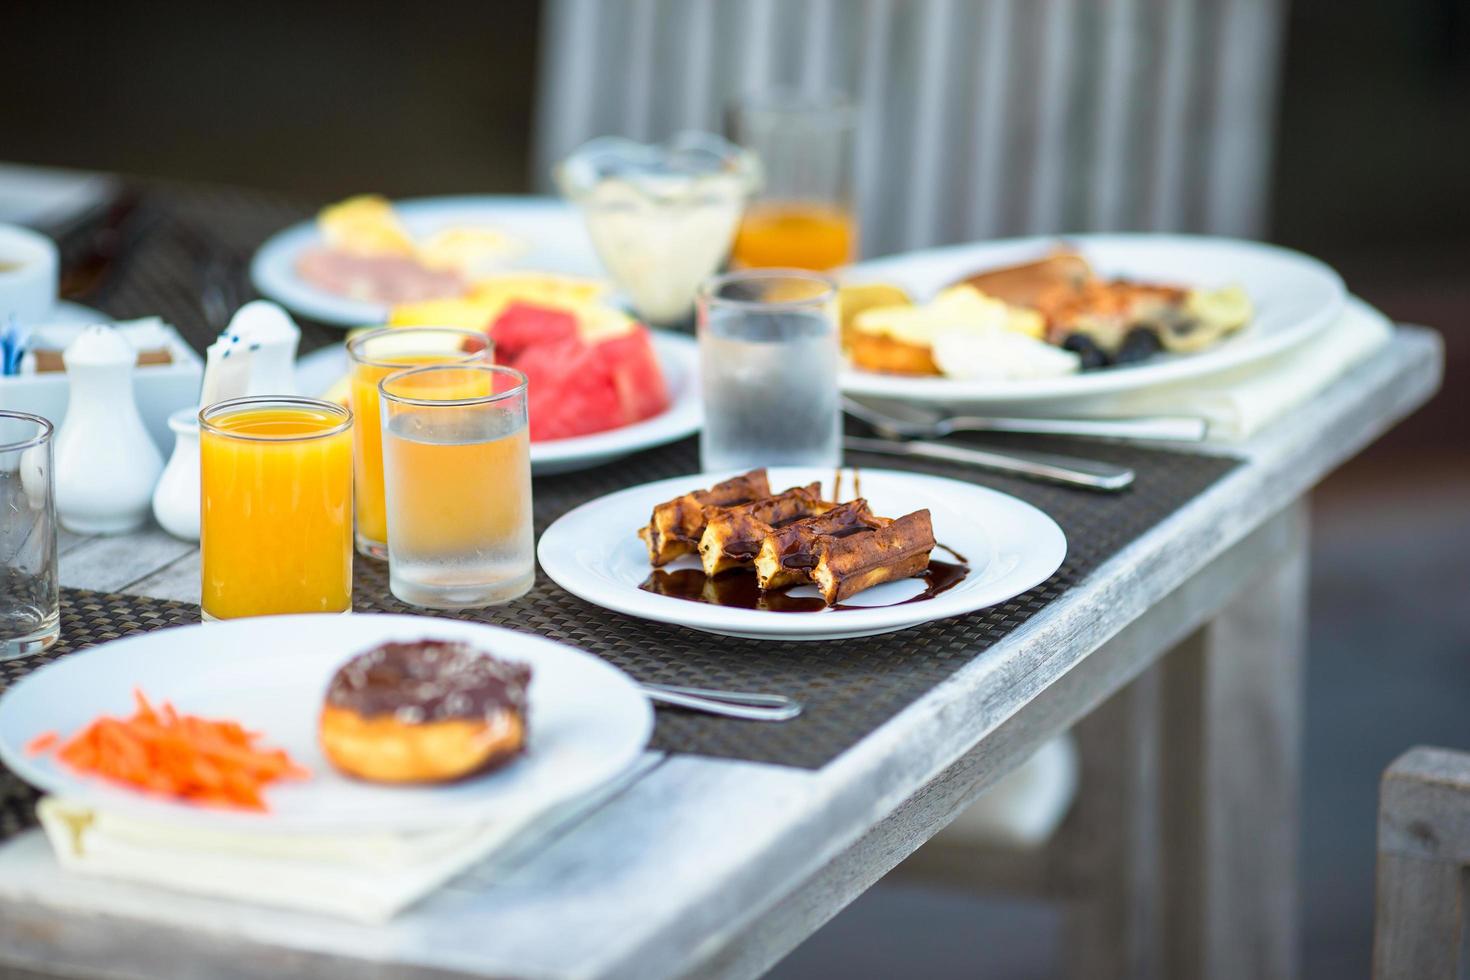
[641,568,828,613]
[639,544,970,614]
[326,640,531,723]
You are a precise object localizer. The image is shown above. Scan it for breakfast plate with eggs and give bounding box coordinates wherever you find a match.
[838,234,1346,409]
[251,195,603,327]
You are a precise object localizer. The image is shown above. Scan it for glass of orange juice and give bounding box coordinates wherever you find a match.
[199,397,353,620]
[379,364,533,608]
[345,326,490,560]
[729,91,858,271]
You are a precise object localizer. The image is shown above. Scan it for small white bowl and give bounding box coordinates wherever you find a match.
[0,224,59,325]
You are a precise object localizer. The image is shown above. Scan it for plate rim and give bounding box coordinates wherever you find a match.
[839,232,1347,403]
[249,194,591,328]
[0,614,654,833]
[536,466,1068,640]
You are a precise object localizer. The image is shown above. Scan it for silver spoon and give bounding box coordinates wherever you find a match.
[640,683,803,721]
[843,396,1208,443]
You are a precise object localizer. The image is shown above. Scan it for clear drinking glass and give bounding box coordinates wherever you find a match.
[199,397,354,620]
[346,326,491,560]
[0,412,58,658]
[728,90,858,270]
[697,269,842,472]
[378,364,534,608]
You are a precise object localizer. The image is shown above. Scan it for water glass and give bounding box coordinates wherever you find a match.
[346,326,490,560]
[697,269,842,472]
[0,412,58,658]
[379,364,534,608]
[199,397,354,620]
[728,90,858,270]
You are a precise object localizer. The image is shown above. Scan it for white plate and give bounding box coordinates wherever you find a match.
[537,467,1067,641]
[841,234,1346,409]
[250,195,602,328]
[0,615,652,834]
[294,329,702,476]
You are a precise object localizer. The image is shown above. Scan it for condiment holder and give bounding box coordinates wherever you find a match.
[53,325,163,534]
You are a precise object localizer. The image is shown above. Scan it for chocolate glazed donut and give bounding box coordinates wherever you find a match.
[319,640,531,784]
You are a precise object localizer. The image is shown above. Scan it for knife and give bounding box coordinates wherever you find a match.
[843,435,1134,492]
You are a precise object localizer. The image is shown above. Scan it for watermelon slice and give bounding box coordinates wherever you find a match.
[485,302,671,441]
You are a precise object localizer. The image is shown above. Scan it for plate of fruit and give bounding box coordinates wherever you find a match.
[296,274,700,475]
[837,234,1345,410]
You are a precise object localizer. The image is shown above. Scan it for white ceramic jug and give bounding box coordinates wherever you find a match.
[54,326,164,534]
[151,406,200,541]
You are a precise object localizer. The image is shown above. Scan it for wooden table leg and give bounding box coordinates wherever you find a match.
[1059,665,1164,980]
[1159,501,1309,980]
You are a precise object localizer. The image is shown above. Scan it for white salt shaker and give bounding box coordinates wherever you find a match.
[54,325,163,534]
[150,406,201,541]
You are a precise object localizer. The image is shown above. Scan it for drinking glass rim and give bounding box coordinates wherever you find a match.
[734,88,857,124]
[379,363,529,409]
[0,410,53,453]
[198,396,353,442]
[701,268,839,312]
[345,326,492,370]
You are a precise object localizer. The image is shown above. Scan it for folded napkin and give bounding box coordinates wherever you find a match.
[1090,296,1392,442]
[38,794,542,922]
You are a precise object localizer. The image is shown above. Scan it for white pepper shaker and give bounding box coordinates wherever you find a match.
[54,325,163,534]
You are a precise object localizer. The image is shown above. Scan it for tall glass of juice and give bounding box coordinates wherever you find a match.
[345,326,490,560]
[379,364,533,609]
[199,397,353,620]
[728,90,858,271]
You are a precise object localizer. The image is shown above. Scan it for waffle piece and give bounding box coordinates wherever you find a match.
[697,483,831,576]
[810,510,935,605]
[637,469,771,566]
[753,499,891,590]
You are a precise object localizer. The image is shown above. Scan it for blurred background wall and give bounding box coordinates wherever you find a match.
[2,1,1466,976]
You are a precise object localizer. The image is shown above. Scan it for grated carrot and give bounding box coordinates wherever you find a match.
[24,731,59,756]
[28,689,308,811]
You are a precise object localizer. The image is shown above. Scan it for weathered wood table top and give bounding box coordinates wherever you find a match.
[0,329,1442,980]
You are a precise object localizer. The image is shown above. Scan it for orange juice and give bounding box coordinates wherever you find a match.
[730,202,857,271]
[200,400,353,620]
[346,329,487,559]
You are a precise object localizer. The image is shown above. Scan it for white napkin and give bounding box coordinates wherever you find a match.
[37,795,541,923]
[1097,296,1392,442]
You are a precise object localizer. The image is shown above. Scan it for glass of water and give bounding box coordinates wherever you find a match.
[1,411,58,658]
[378,364,534,608]
[697,268,841,472]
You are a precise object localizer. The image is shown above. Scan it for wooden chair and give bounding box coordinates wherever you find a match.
[1374,747,1470,978]
[532,0,1290,255]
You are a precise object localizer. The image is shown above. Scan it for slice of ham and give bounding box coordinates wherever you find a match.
[295,247,467,304]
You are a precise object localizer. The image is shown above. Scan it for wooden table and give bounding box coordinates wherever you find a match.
[0,329,1441,980]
